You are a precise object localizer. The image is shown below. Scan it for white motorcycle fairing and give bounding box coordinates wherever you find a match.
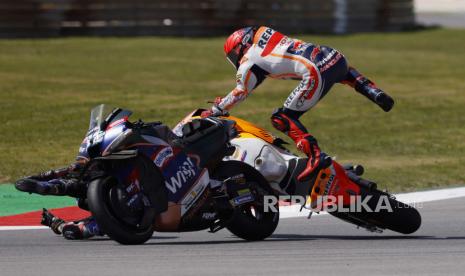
[226,137,307,195]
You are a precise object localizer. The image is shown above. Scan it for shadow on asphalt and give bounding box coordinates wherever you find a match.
[75,231,465,245]
[139,234,465,246]
[72,235,179,242]
[269,234,463,240]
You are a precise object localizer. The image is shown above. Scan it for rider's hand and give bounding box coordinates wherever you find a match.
[200,109,214,118]
[201,97,227,118]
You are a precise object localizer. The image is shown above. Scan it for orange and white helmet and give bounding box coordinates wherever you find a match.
[224,27,256,69]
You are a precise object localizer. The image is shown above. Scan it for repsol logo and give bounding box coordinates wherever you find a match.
[165,158,197,194]
[258,28,275,49]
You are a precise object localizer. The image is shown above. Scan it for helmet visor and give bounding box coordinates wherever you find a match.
[226,45,242,69]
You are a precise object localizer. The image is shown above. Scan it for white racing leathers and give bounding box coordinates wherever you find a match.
[217,26,349,113]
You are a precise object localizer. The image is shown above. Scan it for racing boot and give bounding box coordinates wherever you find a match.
[41,208,65,235]
[355,79,394,112]
[271,108,330,181]
[15,166,69,194]
[62,217,103,240]
[15,164,86,197]
[15,178,82,197]
[344,67,394,112]
[295,135,331,181]
[28,166,71,181]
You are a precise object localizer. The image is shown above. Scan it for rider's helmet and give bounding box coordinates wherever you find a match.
[224,27,256,69]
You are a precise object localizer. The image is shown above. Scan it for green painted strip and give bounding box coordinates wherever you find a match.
[0,184,75,216]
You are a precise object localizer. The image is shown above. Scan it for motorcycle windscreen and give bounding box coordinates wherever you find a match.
[88,104,110,131]
[87,104,133,134]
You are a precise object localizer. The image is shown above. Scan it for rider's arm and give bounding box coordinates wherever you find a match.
[214,61,259,114]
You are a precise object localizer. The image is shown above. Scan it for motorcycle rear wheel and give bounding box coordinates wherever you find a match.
[213,161,279,241]
[87,176,155,245]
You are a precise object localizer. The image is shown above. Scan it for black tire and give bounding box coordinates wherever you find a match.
[213,161,279,241]
[87,176,155,245]
[330,189,421,234]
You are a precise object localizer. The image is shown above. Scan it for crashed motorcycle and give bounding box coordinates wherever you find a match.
[17,105,279,244]
[175,109,422,234]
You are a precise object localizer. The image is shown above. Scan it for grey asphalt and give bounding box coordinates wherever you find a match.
[1,197,465,276]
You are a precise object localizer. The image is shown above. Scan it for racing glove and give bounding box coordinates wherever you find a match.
[201,97,228,118]
[41,208,65,235]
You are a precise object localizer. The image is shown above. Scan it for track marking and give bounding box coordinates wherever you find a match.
[394,186,465,204]
[280,186,465,219]
[0,226,48,231]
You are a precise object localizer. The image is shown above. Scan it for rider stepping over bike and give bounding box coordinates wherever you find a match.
[202,26,394,180]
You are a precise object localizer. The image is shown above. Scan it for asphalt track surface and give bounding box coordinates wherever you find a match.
[1,197,465,276]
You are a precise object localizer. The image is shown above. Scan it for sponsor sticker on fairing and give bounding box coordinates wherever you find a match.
[180,170,210,215]
[231,193,255,206]
[201,212,216,220]
[165,157,197,194]
[154,147,173,167]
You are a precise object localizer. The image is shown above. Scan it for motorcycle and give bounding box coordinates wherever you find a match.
[18,105,279,244]
[174,109,422,234]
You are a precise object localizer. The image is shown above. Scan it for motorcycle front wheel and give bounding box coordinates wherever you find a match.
[87,176,155,245]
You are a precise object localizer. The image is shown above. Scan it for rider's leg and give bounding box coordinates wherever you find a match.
[307,45,393,112]
[341,66,394,112]
[15,177,84,197]
[273,47,352,180]
[271,108,326,181]
[15,164,86,198]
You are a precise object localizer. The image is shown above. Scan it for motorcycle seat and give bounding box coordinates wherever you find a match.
[174,118,230,166]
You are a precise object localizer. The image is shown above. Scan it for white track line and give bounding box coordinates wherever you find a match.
[0,226,48,231]
[1,187,465,230]
[280,186,465,219]
[394,186,465,204]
